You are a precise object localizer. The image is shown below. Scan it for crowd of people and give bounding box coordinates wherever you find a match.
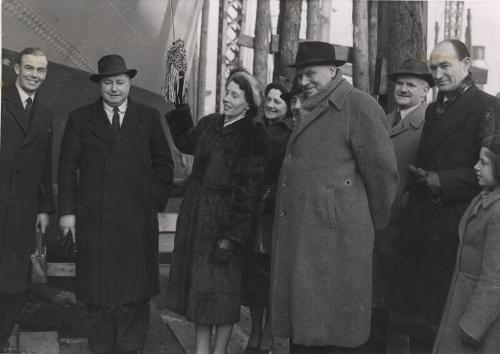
[1,37,500,354]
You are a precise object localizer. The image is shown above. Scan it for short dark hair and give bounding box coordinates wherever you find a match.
[481,147,500,183]
[443,39,471,60]
[227,74,258,117]
[16,47,46,65]
[264,82,291,115]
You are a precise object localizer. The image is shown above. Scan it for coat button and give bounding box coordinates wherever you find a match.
[282,182,287,188]
[280,211,286,217]
[287,153,292,159]
[15,169,21,175]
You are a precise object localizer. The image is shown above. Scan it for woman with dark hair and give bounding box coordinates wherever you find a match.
[164,68,269,354]
[242,82,296,354]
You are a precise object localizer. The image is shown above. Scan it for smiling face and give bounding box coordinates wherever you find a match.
[429,42,470,93]
[264,88,288,120]
[223,81,249,118]
[100,74,131,107]
[394,75,429,110]
[14,54,48,94]
[474,147,498,189]
[296,65,336,98]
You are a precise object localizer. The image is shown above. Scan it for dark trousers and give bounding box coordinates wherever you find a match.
[290,342,374,354]
[85,300,150,354]
[0,293,26,341]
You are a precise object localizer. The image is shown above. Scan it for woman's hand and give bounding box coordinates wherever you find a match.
[211,238,235,265]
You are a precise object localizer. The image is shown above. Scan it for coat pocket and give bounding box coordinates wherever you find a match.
[326,186,336,230]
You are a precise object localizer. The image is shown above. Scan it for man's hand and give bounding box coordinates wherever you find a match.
[408,164,441,196]
[36,213,50,233]
[211,238,235,265]
[59,215,76,242]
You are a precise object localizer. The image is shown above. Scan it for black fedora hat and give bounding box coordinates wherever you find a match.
[388,59,435,87]
[90,54,137,82]
[290,41,346,68]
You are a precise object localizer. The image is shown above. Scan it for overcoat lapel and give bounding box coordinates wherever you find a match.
[389,103,426,138]
[288,100,329,143]
[418,87,478,162]
[4,85,29,134]
[89,100,116,150]
[23,97,46,147]
[112,100,142,151]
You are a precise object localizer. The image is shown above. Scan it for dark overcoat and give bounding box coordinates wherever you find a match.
[270,74,399,347]
[58,99,173,306]
[405,86,500,339]
[165,104,268,325]
[0,84,55,294]
[433,189,500,354]
[373,103,426,312]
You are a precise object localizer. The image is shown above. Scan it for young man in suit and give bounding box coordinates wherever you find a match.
[0,47,55,352]
[58,54,174,354]
[405,39,500,351]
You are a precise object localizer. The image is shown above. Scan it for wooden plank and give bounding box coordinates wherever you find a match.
[158,213,178,233]
[159,232,175,253]
[20,331,60,354]
[47,262,75,277]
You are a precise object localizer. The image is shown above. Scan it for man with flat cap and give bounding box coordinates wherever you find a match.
[270,41,399,353]
[372,59,434,351]
[58,54,174,354]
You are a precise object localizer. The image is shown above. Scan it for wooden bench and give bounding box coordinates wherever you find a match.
[46,212,177,277]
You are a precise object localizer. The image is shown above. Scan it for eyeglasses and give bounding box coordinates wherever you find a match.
[21,65,47,77]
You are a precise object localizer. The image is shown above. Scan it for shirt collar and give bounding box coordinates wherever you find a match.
[399,102,421,119]
[103,99,128,114]
[15,81,35,104]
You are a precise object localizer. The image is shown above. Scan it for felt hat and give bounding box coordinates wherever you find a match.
[290,41,346,68]
[388,59,435,87]
[90,54,137,82]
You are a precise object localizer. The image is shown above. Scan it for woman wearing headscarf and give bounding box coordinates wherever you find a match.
[242,82,296,354]
[165,68,269,354]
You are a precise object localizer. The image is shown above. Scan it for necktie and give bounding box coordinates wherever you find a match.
[25,97,33,124]
[112,106,120,135]
[392,110,402,127]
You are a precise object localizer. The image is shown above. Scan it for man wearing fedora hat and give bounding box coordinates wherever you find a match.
[58,54,174,354]
[403,39,500,351]
[270,41,399,353]
[371,58,433,351]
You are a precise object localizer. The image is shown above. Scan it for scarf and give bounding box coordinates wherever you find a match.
[435,73,475,116]
[299,70,344,124]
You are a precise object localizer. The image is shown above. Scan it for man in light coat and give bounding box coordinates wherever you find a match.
[270,41,399,354]
[372,59,434,351]
[58,54,174,354]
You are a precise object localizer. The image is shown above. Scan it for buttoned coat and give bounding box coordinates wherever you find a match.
[58,99,174,306]
[373,103,426,311]
[405,85,499,336]
[433,189,500,354]
[0,84,55,294]
[270,74,399,348]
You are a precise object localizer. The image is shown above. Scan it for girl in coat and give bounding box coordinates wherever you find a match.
[433,135,500,354]
[165,68,268,354]
[242,82,295,354]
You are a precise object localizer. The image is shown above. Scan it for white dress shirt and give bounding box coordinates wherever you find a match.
[15,82,35,109]
[103,100,128,127]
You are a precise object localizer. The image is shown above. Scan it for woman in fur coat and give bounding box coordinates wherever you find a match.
[433,135,500,354]
[165,68,269,354]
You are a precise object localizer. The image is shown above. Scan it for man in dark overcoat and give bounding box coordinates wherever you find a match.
[404,39,500,351]
[0,47,55,352]
[58,55,174,354]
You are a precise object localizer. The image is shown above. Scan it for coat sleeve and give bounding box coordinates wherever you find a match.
[165,104,211,155]
[350,94,399,230]
[58,112,81,216]
[220,125,270,246]
[150,108,174,211]
[459,204,500,342]
[38,118,56,214]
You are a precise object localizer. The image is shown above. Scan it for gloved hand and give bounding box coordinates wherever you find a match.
[211,238,235,265]
[460,327,481,350]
